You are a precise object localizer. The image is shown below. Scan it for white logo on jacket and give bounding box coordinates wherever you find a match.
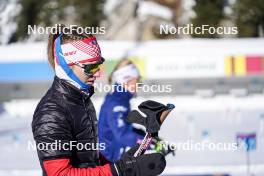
[113,106,127,128]
[113,106,127,112]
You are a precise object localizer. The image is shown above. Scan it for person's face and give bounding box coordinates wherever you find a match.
[124,77,140,93]
[71,61,101,85]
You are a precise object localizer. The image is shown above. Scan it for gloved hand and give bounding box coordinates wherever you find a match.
[110,145,166,176]
[150,137,176,157]
[127,100,172,134]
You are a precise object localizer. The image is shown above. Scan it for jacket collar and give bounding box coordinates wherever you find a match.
[53,76,94,99]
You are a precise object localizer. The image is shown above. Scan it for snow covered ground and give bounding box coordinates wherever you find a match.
[0,0,20,45]
[0,95,264,176]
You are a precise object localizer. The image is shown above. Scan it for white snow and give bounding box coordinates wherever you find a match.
[0,0,21,45]
[0,38,263,62]
[137,1,173,20]
[1,95,264,175]
[0,42,47,62]
[103,0,122,15]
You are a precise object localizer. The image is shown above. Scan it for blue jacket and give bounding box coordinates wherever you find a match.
[98,88,144,162]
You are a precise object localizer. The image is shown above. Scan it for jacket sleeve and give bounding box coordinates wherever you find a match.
[32,104,73,159]
[43,159,112,176]
[32,104,113,176]
[99,152,111,165]
[106,105,144,146]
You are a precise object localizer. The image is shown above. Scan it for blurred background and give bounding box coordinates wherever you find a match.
[0,0,264,175]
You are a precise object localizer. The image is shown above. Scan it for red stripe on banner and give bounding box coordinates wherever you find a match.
[262,57,264,72]
[246,55,263,74]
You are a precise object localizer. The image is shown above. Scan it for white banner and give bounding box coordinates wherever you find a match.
[145,55,225,79]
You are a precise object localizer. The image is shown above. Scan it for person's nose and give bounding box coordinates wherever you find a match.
[93,69,100,78]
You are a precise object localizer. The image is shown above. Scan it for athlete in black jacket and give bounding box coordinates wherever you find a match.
[32,27,166,176]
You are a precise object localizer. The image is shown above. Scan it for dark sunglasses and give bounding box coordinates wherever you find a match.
[81,57,105,76]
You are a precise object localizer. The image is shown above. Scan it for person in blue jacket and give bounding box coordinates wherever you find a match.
[98,59,145,162]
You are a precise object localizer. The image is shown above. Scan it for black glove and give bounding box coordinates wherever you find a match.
[132,127,146,137]
[127,100,169,134]
[110,145,166,176]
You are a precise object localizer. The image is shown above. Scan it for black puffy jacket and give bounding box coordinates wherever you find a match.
[32,76,110,176]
